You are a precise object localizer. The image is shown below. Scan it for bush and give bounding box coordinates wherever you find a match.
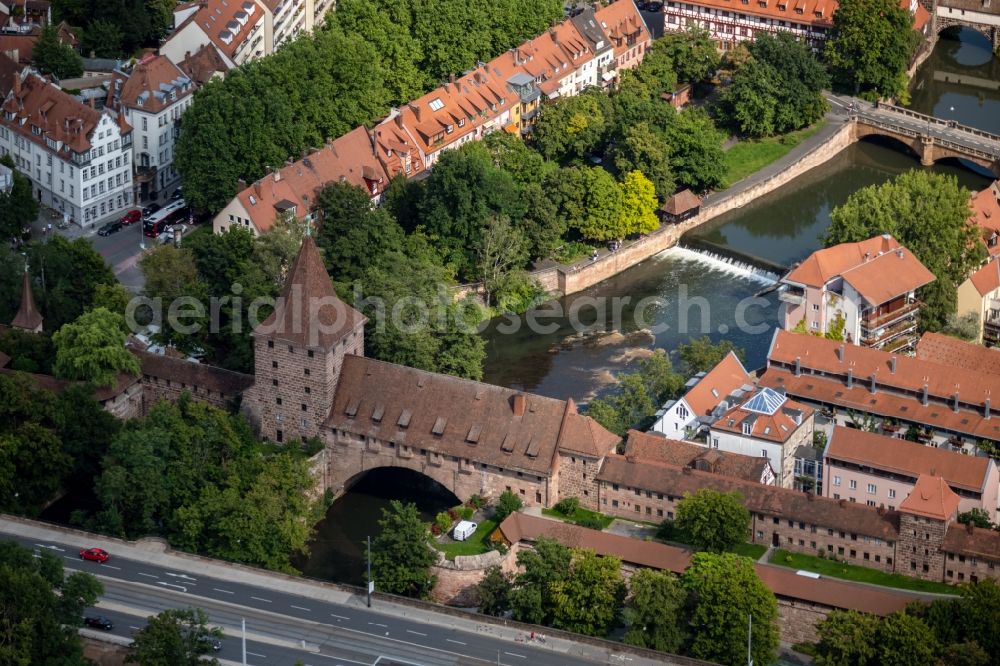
[468,494,486,510]
[554,497,580,516]
[447,508,460,522]
[435,512,452,534]
[494,491,523,522]
[576,516,604,530]
[459,506,474,521]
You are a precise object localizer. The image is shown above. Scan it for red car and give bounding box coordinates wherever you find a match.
[79,547,109,563]
[120,209,142,225]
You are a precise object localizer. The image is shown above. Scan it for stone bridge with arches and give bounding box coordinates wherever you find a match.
[929,0,1000,52]
[830,94,1000,176]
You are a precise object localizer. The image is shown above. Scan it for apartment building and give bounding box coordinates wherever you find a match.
[211,0,650,235]
[162,0,266,70]
[760,329,1000,452]
[823,425,1000,521]
[625,428,776,484]
[663,0,929,52]
[650,351,753,439]
[105,55,194,204]
[0,71,133,226]
[957,258,1000,346]
[779,234,935,354]
[971,180,1000,259]
[708,386,815,488]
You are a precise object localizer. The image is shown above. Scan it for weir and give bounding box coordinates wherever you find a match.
[676,237,787,284]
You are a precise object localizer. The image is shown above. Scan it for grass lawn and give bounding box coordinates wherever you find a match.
[721,121,827,188]
[542,507,615,529]
[433,518,498,560]
[771,549,957,595]
[731,543,767,560]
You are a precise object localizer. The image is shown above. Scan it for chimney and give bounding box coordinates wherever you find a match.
[513,394,526,417]
[847,368,854,389]
[13,73,20,95]
[953,392,960,413]
[273,169,280,182]
[864,252,871,261]
[88,96,95,109]
[339,175,346,183]
[449,73,455,84]
[550,28,558,41]
[896,249,904,259]
[253,180,261,197]
[922,384,929,406]
[514,47,521,64]
[794,356,801,377]
[986,398,991,420]
[284,158,293,167]
[237,178,247,190]
[869,374,877,394]
[394,113,403,129]
[889,356,897,374]
[836,344,845,362]
[410,103,422,122]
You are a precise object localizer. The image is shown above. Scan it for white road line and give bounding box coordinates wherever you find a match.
[156,582,187,592]
[367,622,388,628]
[213,587,234,594]
[330,613,350,620]
[505,652,527,659]
[250,596,272,603]
[291,605,311,611]
[247,651,266,658]
[64,555,76,560]
[446,639,466,645]
[129,626,140,630]
[102,564,121,570]
[406,629,426,636]
[137,572,158,579]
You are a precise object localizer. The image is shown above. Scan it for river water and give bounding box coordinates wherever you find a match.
[301,29,997,584]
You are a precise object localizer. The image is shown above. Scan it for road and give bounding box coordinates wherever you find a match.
[4,528,666,666]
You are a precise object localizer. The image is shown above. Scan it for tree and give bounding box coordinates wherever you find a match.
[618,170,660,238]
[622,569,687,652]
[549,549,625,636]
[23,235,117,331]
[665,108,726,192]
[586,349,684,436]
[941,312,981,342]
[624,38,679,99]
[509,537,571,625]
[126,607,222,666]
[682,552,779,666]
[52,307,140,388]
[368,500,436,598]
[569,166,623,242]
[532,92,609,163]
[824,0,919,100]
[82,19,124,58]
[677,336,745,376]
[657,27,719,84]
[476,216,529,308]
[675,488,750,553]
[477,565,512,616]
[814,610,880,666]
[494,489,523,522]
[138,244,206,352]
[873,612,938,666]
[957,508,993,529]
[483,130,558,188]
[32,25,83,79]
[0,155,38,242]
[611,123,675,202]
[0,540,102,666]
[826,170,985,331]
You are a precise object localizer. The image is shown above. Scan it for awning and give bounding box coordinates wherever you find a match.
[601,71,616,82]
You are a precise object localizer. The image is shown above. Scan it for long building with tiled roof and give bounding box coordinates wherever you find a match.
[212,0,649,236]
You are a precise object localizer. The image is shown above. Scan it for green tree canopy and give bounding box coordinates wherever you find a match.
[0,155,39,241]
[675,488,750,553]
[665,107,726,192]
[126,607,223,666]
[477,565,512,616]
[618,170,660,237]
[623,568,687,652]
[0,540,102,666]
[32,25,83,79]
[873,612,939,666]
[368,500,437,598]
[586,349,685,436]
[814,609,881,666]
[657,27,719,84]
[611,123,675,202]
[494,489,523,522]
[52,307,139,388]
[824,0,919,100]
[549,548,626,636]
[533,92,610,163]
[677,336,745,376]
[509,537,572,625]
[681,552,779,666]
[81,19,124,58]
[825,170,985,331]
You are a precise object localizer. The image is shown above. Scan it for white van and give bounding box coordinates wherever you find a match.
[452,520,478,541]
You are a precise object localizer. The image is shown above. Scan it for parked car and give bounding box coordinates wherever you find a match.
[97,221,123,236]
[646,0,663,9]
[170,187,183,200]
[84,616,114,630]
[199,636,223,652]
[79,547,109,563]
[142,203,161,218]
[452,520,478,541]
[120,209,142,225]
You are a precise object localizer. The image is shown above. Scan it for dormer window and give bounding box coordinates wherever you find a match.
[742,421,752,435]
[428,98,444,111]
[446,124,454,134]
[458,118,465,127]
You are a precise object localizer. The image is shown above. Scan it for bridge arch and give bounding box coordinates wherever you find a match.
[856,132,922,160]
[337,458,474,505]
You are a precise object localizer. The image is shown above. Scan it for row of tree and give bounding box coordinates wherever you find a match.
[51,0,177,58]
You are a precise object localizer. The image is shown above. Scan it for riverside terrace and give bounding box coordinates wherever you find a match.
[760,329,1000,451]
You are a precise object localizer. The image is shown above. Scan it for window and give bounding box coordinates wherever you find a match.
[268,341,274,348]
[428,98,444,111]
[812,304,819,311]
[833,475,841,486]
[742,422,752,435]
[849,479,857,490]
[867,483,876,494]
[276,398,282,405]
[888,489,896,499]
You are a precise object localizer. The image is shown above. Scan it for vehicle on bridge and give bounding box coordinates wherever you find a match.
[84,616,113,630]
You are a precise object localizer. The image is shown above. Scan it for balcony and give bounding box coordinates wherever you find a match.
[778,286,805,305]
[860,319,917,347]
[985,316,1000,346]
[860,300,921,330]
[135,164,157,184]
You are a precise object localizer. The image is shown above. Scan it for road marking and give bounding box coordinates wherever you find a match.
[156,582,187,592]
[406,630,426,636]
[291,605,311,611]
[250,596,272,603]
[102,564,121,570]
[164,572,197,581]
[330,613,350,620]
[64,555,77,560]
[368,622,388,628]
[247,651,266,658]
[129,625,140,630]
[213,588,234,594]
[446,639,466,645]
[505,652,527,659]
[137,572,158,579]
[35,543,65,552]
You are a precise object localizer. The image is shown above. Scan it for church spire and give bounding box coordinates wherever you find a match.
[11,263,42,333]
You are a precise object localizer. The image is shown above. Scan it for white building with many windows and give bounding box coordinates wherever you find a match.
[0,71,133,227]
[106,55,194,204]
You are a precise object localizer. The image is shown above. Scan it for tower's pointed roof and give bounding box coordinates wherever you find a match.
[11,268,42,332]
[253,235,365,349]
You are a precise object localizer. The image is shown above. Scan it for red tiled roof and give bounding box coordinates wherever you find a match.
[826,425,993,492]
[968,258,1000,297]
[110,55,192,114]
[253,235,365,349]
[785,235,901,288]
[191,0,263,58]
[942,522,1000,561]
[916,332,1000,377]
[177,43,229,84]
[135,350,253,396]
[661,189,701,215]
[970,181,1000,258]
[0,33,37,65]
[594,0,650,58]
[1,72,107,156]
[711,388,813,444]
[0,52,19,96]
[682,351,752,417]
[623,429,772,482]
[898,474,961,521]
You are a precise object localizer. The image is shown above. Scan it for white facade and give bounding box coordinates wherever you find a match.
[650,397,698,438]
[0,112,132,227]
